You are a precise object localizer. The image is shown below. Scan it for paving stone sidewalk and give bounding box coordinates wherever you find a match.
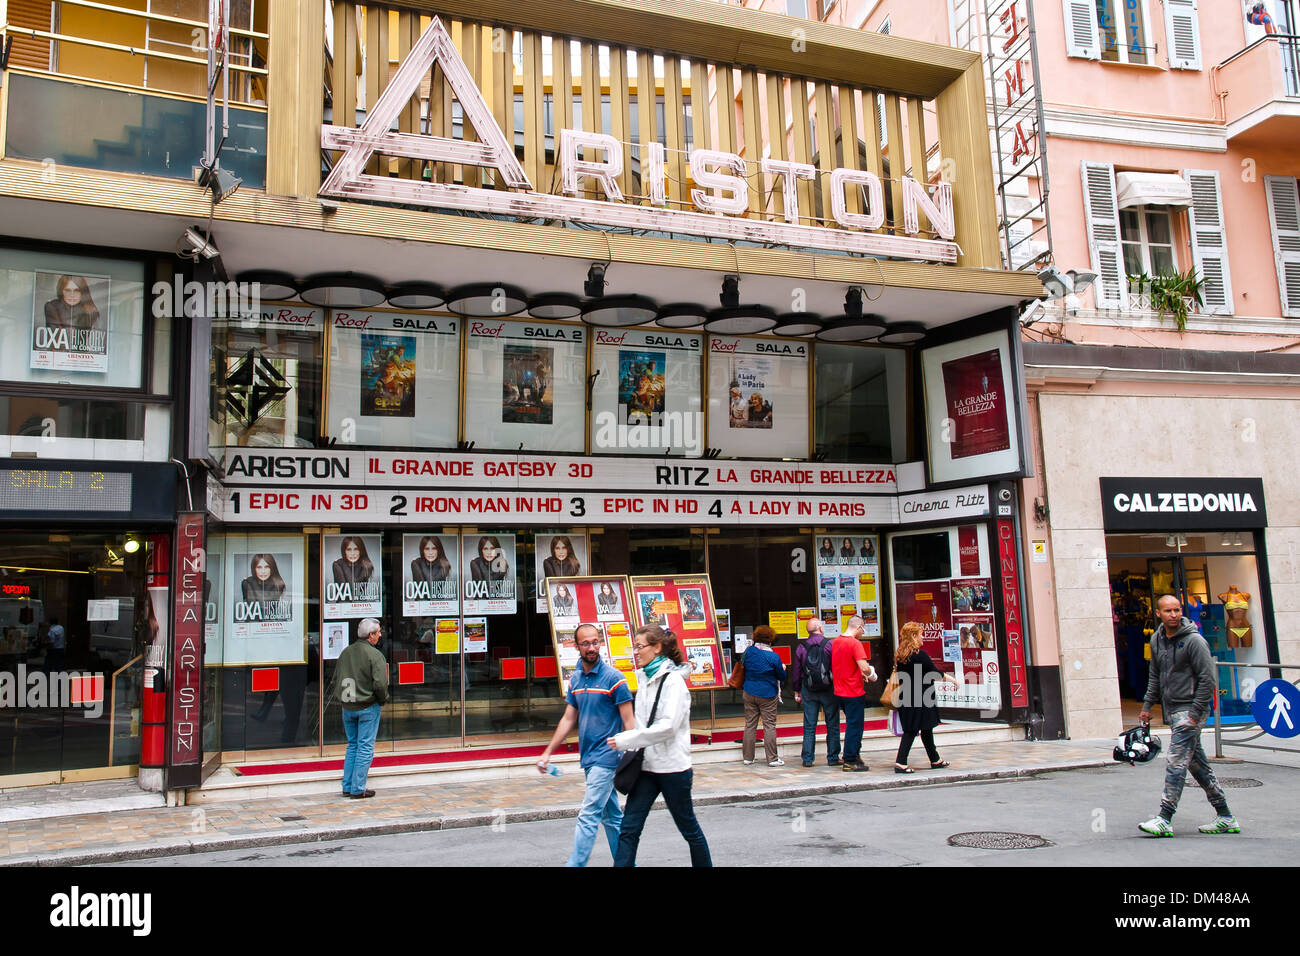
[0,738,1113,866]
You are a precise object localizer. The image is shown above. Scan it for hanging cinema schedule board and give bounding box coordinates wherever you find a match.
[544,575,638,696]
[630,574,725,690]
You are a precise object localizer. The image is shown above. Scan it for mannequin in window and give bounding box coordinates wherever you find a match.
[1218,586,1252,648]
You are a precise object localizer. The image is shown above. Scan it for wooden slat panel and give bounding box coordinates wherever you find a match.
[8,0,52,71]
[635,50,656,203]
[714,65,736,156]
[813,81,836,224]
[332,2,359,136]
[883,93,906,233]
[764,73,789,219]
[610,47,633,199]
[935,62,999,267]
[906,96,928,184]
[860,88,884,186]
[364,5,390,174]
[429,19,454,183]
[788,77,813,226]
[491,24,515,188]
[522,30,545,189]
[663,56,686,206]
[579,41,600,197]
[740,69,762,215]
[554,37,575,192]
[396,10,422,180]
[689,61,712,153]
[836,84,862,215]
[268,0,325,198]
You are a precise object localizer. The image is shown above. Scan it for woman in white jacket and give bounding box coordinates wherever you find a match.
[606,625,713,867]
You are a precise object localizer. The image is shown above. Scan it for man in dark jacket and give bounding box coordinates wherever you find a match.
[1137,595,1239,836]
[337,618,390,799]
[792,618,840,768]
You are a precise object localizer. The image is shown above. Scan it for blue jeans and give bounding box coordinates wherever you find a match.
[801,690,840,765]
[566,764,622,867]
[837,695,866,763]
[614,769,712,867]
[341,703,381,794]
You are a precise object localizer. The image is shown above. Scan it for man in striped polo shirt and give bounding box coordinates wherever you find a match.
[539,622,636,866]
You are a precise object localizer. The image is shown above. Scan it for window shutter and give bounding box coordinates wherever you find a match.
[1164,0,1202,71]
[1264,175,1300,318]
[6,0,53,72]
[1081,162,1125,307]
[1062,0,1100,60]
[1185,170,1234,316]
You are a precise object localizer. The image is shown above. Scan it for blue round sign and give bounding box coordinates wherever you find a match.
[1250,679,1300,739]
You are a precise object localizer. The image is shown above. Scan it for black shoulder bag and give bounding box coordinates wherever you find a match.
[614,676,668,795]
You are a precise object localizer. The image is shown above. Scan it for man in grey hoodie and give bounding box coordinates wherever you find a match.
[1137,595,1239,836]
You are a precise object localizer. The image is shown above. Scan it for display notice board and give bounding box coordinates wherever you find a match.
[543,575,638,696]
[630,574,725,691]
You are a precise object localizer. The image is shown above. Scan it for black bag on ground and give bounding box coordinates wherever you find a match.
[614,677,667,795]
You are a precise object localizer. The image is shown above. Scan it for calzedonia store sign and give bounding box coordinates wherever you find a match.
[1100,478,1267,532]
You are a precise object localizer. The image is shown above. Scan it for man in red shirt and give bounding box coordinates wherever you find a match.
[832,616,877,771]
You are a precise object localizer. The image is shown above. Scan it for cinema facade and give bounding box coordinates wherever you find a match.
[0,0,1048,790]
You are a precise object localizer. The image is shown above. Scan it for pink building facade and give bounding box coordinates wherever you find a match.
[741,0,1300,740]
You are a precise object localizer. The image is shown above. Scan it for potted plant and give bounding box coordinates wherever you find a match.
[1126,269,1205,331]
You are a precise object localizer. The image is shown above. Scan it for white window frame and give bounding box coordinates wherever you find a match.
[1096,0,1154,65]
[1120,206,1176,278]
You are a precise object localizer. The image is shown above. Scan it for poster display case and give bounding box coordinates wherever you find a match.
[630,574,726,690]
[542,575,638,695]
[814,532,881,637]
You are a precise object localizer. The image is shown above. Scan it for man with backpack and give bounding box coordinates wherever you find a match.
[791,618,841,768]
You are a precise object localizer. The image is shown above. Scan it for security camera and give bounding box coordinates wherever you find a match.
[998,488,1013,502]
[176,227,219,261]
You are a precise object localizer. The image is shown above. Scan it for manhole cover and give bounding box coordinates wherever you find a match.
[1192,777,1262,789]
[948,831,1053,850]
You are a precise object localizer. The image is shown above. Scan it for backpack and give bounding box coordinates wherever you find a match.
[805,638,833,693]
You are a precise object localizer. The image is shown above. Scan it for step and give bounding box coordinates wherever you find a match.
[187,721,1015,805]
[0,778,165,823]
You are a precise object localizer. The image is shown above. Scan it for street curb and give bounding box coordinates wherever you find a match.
[1,758,1108,866]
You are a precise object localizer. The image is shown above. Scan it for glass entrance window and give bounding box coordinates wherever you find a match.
[0,530,159,781]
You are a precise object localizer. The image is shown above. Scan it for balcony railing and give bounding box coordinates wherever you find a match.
[1215,34,1300,140]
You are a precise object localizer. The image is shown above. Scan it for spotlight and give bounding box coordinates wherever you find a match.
[176,227,219,261]
[123,538,141,554]
[195,163,241,204]
[720,275,741,309]
[1067,269,1098,295]
[1037,267,1073,300]
[585,263,608,298]
[844,287,866,318]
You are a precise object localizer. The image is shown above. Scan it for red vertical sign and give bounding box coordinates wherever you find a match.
[957,525,981,576]
[997,519,1029,708]
[169,513,205,767]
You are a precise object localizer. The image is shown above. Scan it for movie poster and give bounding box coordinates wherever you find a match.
[322,534,383,619]
[618,350,667,424]
[630,574,725,690]
[30,272,110,373]
[951,578,993,614]
[954,614,996,651]
[360,333,416,417]
[728,356,774,429]
[223,535,306,666]
[502,344,553,424]
[534,533,588,611]
[462,533,517,615]
[815,533,882,638]
[941,348,1010,460]
[402,533,459,617]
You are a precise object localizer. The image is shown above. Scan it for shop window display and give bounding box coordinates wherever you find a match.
[464,319,586,452]
[325,309,459,448]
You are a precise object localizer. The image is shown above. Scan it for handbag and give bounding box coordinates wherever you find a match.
[880,668,901,710]
[614,676,668,795]
[887,709,904,737]
[726,649,746,690]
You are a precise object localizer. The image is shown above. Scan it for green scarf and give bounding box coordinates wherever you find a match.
[643,654,668,681]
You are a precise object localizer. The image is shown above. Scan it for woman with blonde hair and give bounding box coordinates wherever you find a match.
[891,621,949,774]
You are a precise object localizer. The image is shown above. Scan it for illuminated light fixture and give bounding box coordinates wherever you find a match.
[386,281,446,310]
[703,305,778,335]
[237,270,298,301]
[581,294,658,328]
[527,293,584,320]
[655,303,709,329]
[815,315,886,342]
[444,282,527,316]
[299,272,387,308]
[1220,533,1233,548]
[772,313,824,337]
[876,322,928,344]
[1165,535,1177,548]
[123,538,141,554]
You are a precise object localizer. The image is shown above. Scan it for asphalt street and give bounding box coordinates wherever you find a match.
[115,759,1297,867]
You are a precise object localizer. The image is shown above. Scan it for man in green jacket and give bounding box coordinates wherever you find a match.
[338,618,389,799]
[1137,595,1239,836]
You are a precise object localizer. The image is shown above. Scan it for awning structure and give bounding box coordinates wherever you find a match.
[1116,171,1194,209]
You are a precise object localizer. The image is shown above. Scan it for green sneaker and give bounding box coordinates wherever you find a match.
[1138,817,1174,837]
[1197,815,1241,834]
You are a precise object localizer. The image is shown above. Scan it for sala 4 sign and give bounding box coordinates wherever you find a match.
[320,17,958,264]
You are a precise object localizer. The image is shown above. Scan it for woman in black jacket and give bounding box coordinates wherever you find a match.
[410,536,451,584]
[891,621,950,773]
